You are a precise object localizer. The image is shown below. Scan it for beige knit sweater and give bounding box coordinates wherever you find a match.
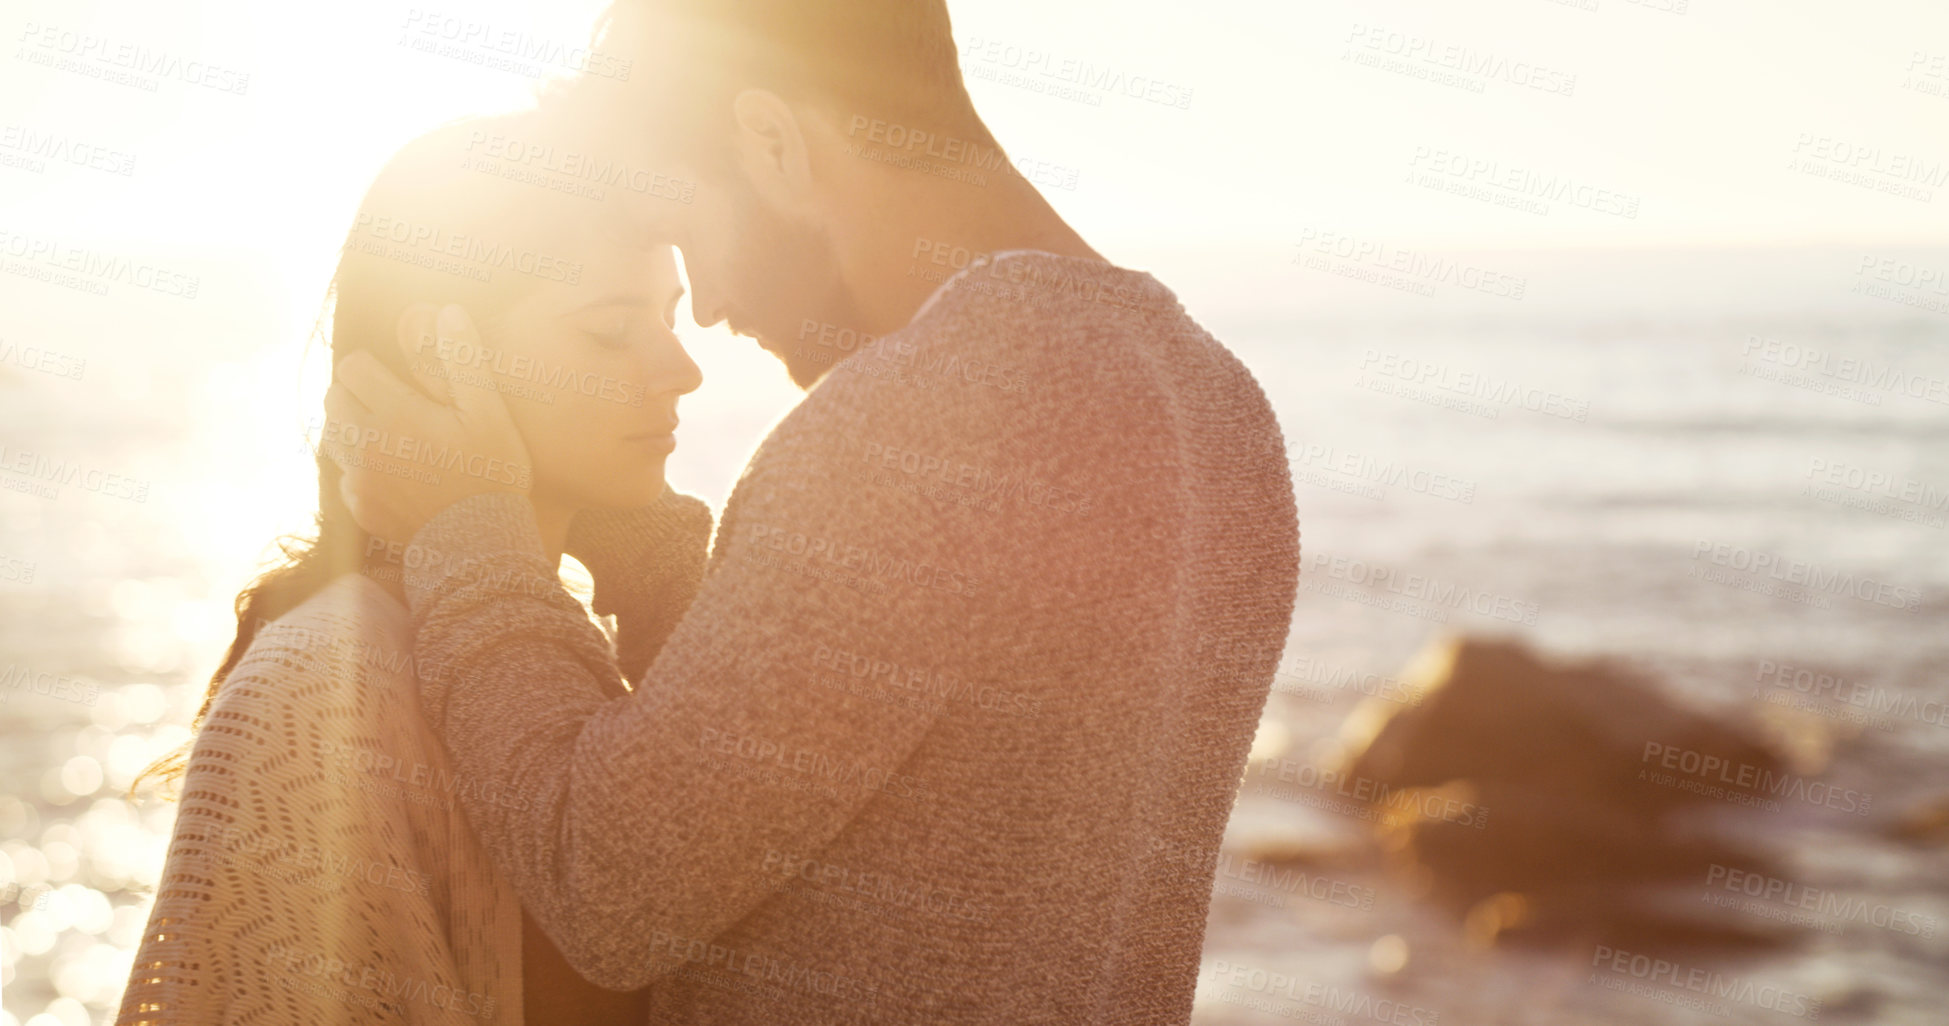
[115,572,530,1025]
[403,251,1300,1024]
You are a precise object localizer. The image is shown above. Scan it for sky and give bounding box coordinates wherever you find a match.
[6,0,1948,257]
[3,0,1947,509]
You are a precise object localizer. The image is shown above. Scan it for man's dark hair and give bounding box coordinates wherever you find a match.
[589,0,998,170]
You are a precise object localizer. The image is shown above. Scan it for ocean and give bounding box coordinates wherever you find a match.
[2,245,1945,1024]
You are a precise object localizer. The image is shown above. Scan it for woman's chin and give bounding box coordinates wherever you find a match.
[600,474,668,508]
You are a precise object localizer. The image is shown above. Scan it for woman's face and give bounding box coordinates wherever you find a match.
[472,239,699,511]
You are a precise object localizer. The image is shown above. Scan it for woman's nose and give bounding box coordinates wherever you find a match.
[650,333,703,397]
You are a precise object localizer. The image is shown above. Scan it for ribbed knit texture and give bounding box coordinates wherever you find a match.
[115,573,525,1025]
[402,250,1300,1024]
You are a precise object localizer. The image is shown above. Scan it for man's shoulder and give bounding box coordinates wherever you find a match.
[773,291,1221,475]
[916,252,1183,344]
[742,256,1259,500]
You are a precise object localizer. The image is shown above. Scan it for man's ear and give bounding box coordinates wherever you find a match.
[394,302,452,402]
[729,88,815,212]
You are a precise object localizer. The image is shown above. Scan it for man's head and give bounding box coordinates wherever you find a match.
[584,0,1005,386]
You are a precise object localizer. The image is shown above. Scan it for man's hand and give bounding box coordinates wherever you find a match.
[323,304,532,548]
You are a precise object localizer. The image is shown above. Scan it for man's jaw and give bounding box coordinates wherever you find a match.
[747,332,822,390]
[757,334,814,387]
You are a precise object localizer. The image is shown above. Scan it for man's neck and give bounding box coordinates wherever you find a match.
[848,172,1104,336]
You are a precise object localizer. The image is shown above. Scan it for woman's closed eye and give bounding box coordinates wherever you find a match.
[573,308,640,349]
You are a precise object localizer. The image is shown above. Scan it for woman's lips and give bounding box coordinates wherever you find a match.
[626,411,680,452]
[626,426,678,453]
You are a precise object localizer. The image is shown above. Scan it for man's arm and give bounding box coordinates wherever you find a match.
[402,423,997,990]
[325,305,1005,987]
[562,490,716,682]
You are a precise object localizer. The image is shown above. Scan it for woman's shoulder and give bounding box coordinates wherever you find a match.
[269,570,410,649]
[211,572,418,720]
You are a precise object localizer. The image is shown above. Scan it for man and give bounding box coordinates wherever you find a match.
[327,0,1298,1020]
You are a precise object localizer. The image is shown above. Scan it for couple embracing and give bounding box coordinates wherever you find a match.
[118,2,1297,1023]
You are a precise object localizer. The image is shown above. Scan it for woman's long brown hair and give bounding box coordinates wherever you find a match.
[133,91,633,797]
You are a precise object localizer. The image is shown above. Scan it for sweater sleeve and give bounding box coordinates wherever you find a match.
[562,489,716,683]
[403,417,1000,990]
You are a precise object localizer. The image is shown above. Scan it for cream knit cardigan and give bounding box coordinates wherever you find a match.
[116,573,525,1025]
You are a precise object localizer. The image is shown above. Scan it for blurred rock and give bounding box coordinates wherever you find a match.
[1339,636,1794,815]
[1332,635,1793,951]
[1886,792,1949,846]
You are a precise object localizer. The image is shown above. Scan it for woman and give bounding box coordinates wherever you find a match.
[116,106,710,1025]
